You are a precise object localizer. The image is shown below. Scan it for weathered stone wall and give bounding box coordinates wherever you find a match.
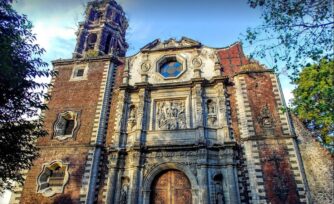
[293,115,334,204]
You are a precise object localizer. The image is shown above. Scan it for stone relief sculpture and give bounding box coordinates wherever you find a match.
[156,100,186,130]
[141,61,151,73]
[192,57,202,68]
[120,181,129,204]
[257,104,275,135]
[207,99,217,127]
[258,105,273,127]
[192,56,202,78]
[127,105,137,130]
[193,85,203,126]
[213,174,224,204]
[141,54,151,73]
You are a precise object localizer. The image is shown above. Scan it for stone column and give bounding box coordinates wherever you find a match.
[226,165,240,204]
[105,151,120,204]
[113,153,126,204]
[129,151,142,204]
[216,82,230,143]
[197,149,209,204]
[192,83,205,144]
[112,89,127,147]
[220,147,240,204]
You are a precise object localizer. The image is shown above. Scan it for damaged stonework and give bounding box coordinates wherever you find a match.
[292,115,334,204]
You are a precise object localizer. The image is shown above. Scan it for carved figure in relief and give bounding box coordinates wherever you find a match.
[128,105,137,130]
[207,99,217,126]
[120,184,128,204]
[213,174,224,204]
[156,100,186,130]
[192,57,202,68]
[120,177,130,204]
[258,104,273,127]
[208,100,215,114]
[193,86,203,125]
[257,104,275,135]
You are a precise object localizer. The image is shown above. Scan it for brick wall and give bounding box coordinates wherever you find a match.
[217,43,305,203]
[242,72,284,137]
[217,42,249,77]
[16,58,111,203]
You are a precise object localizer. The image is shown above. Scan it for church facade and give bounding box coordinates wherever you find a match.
[10,1,311,204]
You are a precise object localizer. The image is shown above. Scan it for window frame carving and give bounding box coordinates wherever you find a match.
[156,55,187,79]
[36,160,69,197]
[70,65,89,81]
[53,110,80,140]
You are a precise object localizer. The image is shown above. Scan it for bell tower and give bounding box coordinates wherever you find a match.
[73,0,128,58]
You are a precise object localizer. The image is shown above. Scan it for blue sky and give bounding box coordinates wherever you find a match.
[9,0,295,105]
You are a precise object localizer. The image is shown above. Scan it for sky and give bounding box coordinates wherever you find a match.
[0,0,294,202]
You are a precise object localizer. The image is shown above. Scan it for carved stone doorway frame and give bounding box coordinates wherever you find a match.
[141,162,199,204]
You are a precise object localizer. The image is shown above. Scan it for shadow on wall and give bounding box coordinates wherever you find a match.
[54,194,74,204]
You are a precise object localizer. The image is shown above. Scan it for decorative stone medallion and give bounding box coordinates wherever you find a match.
[192,57,202,68]
[141,61,151,73]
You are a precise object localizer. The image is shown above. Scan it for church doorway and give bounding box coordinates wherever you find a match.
[150,170,192,204]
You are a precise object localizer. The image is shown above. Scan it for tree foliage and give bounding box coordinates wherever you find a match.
[0,0,55,192]
[245,0,333,79]
[292,58,334,151]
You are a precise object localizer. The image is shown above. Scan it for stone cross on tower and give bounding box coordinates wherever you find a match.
[73,0,128,58]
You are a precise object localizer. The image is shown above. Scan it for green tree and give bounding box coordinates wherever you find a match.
[245,0,333,79]
[292,59,334,151]
[0,0,54,192]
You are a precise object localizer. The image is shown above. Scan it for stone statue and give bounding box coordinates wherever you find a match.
[120,184,128,204]
[128,105,137,130]
[207,100,217,127]
[207,100,216,114]
[213,174,224,204]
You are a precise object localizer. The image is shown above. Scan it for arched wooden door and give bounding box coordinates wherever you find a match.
[150,170,192,204]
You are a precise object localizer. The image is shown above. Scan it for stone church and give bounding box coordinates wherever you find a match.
[11,0,329,204]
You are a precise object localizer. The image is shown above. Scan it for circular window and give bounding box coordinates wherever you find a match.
[159,57,183,78]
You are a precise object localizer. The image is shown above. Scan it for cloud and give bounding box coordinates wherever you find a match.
[13,0,85,66]
[283,89,294,105]
[33,21,75,51]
